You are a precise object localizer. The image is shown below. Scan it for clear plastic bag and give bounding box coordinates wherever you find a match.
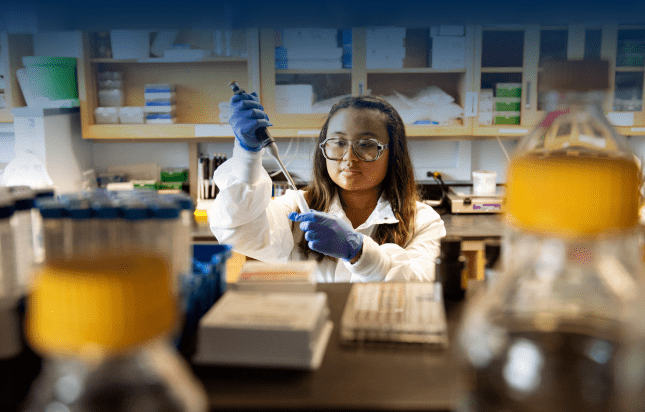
[0,150,53,189]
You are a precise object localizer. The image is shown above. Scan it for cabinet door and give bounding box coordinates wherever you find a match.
[473,25,535,138]
[602,24,645,136]
[358,26,475,137]
[0,32,33,122]
[79,29,259,139]
[258,28,352,138]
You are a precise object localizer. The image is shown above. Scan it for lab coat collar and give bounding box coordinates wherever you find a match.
[328,193,399,230]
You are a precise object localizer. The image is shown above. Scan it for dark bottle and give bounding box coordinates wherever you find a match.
[435,235,467,301]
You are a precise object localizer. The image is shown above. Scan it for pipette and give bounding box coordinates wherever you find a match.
[229,81,310,213]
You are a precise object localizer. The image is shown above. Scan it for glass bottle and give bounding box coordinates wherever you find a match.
[23,192,208,412]
[456,59,645,412]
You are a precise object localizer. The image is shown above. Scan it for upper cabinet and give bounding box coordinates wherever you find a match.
[259,26,476,138]
[603,24,645,136]
[0,32,33,122]
[72,24,645,140]
[78,29,259,139]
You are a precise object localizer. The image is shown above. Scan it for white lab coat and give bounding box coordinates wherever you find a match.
[209,142,446,283]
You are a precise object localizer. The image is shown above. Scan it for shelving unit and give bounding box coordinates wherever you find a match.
[78,29,260,139]
[0,32,33,122]
[72,24,645,141]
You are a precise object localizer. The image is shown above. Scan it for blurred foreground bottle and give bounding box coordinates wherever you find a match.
[456,59,645,412]
[22,195,207,412]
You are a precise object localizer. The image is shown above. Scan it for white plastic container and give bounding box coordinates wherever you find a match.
[98,88,124,107]
[472,170,497,196]
[110,30,151,59]
[95,107,119,124]
[119,107,145,124]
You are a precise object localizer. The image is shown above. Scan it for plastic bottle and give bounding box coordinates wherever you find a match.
[456,59,645,412]
[23,192,208,412]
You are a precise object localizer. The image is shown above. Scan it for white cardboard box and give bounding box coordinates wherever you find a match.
[193,291,332,370]
[275,85,314,113]
[432,36,466,70]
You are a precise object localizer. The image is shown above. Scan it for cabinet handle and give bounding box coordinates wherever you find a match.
[525,81,531,109]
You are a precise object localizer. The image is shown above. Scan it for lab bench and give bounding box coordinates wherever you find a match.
[192,281,471,412]
[193,213,504,280]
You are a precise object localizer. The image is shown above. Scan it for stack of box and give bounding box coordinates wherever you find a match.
[430,25,466,70]
[478,89,494,125]
[493,83,521,125]
[366,27,406,69]
[95,71,125,124]
[144,84,176,124]
[275,28,343,69]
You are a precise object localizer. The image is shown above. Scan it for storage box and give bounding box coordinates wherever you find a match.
[118,106,144,124]
[98,89,124,107]
[110,30,151,59]
[431,36,466,69]
[494,111,521,125]
[275,85,314,114]
[161,168,188,182]
[496,83,522,97]
[94,107,119,124]
[494,97,521,111]
[146,113,176,124]
[144,101,176,112]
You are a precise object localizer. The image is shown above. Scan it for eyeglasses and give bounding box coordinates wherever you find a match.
[319,138,389,162]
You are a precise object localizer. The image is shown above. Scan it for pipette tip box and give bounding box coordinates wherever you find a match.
[193,290,332,370]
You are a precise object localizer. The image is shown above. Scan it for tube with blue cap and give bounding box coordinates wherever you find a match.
[229,81,310,213]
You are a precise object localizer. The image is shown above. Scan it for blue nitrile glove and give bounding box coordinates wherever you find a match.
[229,92,273,152]
[289,210,363,261]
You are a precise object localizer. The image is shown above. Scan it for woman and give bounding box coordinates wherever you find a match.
[209,92,446,282]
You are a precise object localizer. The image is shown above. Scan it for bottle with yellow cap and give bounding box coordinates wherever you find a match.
[22,194,207,412]
[455,59,645,412]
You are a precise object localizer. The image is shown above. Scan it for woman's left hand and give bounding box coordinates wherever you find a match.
[288,210,363,261]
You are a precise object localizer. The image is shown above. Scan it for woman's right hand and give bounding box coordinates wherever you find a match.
[228,92,273,152]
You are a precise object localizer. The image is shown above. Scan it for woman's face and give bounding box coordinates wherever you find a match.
[324,108,390,194]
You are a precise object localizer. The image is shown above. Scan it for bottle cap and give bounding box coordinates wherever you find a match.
[149,201,180,219]
[0,194,14,219]
[37,198,67,219]
[9,187,35,211]
[66,199,95,220]
[26,252,177,356]
[505,153,640,236]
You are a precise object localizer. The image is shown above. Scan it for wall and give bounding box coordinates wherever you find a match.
[91,137,517,184]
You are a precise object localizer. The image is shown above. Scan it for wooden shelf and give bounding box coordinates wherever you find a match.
[480,67,523,73]
[90,57,248,64]
[84,123,237,139]
[276,69,351,75]
[615,66,645,72]
[365,68,467,74]
[472,125,531,137]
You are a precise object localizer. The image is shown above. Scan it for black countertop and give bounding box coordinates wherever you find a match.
[194,213,503,242]
[192,282,472,412]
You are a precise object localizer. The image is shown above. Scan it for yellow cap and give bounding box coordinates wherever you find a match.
[26,252,177,357]
[505,153,640,237]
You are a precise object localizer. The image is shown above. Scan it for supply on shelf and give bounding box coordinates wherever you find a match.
[144,83,177,124]
[23,191,207,412]
[275,28,345,69]
[456,59,645,412]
